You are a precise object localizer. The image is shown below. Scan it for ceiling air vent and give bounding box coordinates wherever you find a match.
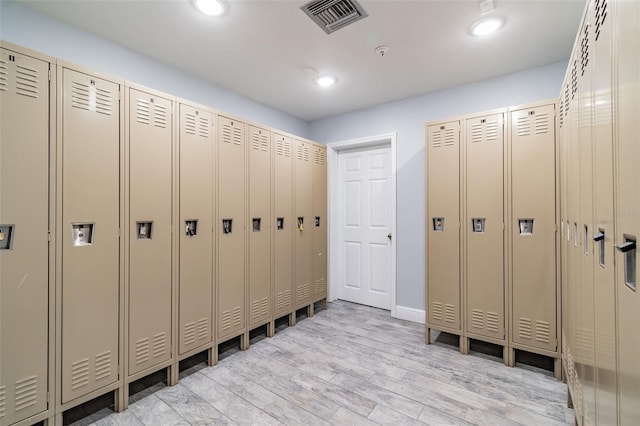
[301,0,368,35]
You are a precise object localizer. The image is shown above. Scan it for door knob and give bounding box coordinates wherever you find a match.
[387,233,392,241]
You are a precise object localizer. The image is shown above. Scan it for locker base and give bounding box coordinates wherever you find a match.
[567,387,574,409]
[425,326,466,354]
[507,347,562,380]
[312,298,328,314]
[121,364,178,411]
[208,346,218,366]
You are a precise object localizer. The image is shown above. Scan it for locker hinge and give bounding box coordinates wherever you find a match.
[47,392,50,403]
[48,231,51,242]
[48,69,52,82]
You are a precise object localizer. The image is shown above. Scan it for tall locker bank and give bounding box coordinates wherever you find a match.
[463,113,505,345]
[508,103,559,361]
[312,144,328,304]
[426,121,462,342]
[59,66,122,404]
[217,115,246,344]
[125,86,174,381]
[248,125,272,333]
[294,139,312,310]
[273,133,294,320]
[0,45,53,425]
[614,0,640,423]
[178,102,214,358]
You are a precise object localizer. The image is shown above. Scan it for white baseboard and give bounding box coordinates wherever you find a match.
[393,305,426,324]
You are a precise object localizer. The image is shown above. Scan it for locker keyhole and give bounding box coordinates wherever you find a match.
[0,225,15,250]
[223,219,233,234]
[277,217,284,230]
[252,218,261,232]
[185,220,198,237]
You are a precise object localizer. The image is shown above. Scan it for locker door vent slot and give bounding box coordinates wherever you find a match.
[94,351,112,382]
[0,386,5,418]
[486,312,499,333]
[315,216,321,227]
[594,229,605,267]
[471,309,484,329]
[594,0,608,41]
[135,338,150,365]
[535,321,551,343]
[518,317,533,339]
[617,236,636,292]
[185,220,198,237]
[197,318,208,341]
[184,113,197,135]
[251,297,269,319]
[14,375,37,411]
[315,278,327,295]
[297,283,310,301]
[152,333,167,358]
[471,218,486,233]
[277,217,285,230]
[184,322,196,346]
[431,302,443,321]
[252,218,261,232]
[518,219,534,235]
[72,223,94,246]
[276,291,291,310]
[15,64,40,99]
[0,225,15,250]
[432,217,444,232]
[222,219,233,234]
[70,358,90,390]
[297,217,304,231]
[136,221,153,240]
[444,304,456,323]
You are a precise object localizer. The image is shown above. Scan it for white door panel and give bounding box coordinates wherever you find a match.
[338,146,392,309]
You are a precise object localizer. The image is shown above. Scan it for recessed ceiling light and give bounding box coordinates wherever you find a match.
[314,75,337,87]
[192,0,227,17]
[470,16,505,36]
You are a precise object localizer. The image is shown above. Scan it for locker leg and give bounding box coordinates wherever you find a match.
[502,345,510,366]
[267,320,275,338]
[553,357,562,380]
[425,327,431,345]
[207,346,217,366]
[53,412,63,426]
[507,348,516,367]
[567,388,574,409]
[240,332,250,351]
[460,336,469,355]
[43,414,55,426]
[308,304,314,318]
[168,363,179,386]
[114,384,127,412]
[289,312,296,327]
[322,298,328,311]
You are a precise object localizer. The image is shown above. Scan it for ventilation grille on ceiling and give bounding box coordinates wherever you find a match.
[301,0,368,34]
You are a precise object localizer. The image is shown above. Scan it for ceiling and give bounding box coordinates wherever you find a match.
[22,0,585,122]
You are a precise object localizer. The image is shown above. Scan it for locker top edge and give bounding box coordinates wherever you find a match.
[1,39,56,64]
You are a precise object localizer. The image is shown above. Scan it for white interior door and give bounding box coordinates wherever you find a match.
[338,146,392,309]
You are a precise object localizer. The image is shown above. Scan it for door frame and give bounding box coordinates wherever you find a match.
[326,133,397,316]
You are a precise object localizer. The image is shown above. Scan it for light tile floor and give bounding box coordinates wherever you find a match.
[69,301,574,425]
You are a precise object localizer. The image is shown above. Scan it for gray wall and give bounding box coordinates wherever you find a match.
[0,1,309,137]
[309,62,566,310]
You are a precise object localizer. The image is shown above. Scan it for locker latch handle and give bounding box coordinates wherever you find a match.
[298,217,304,231]
[593,232,605,242]
[616,241,636,253]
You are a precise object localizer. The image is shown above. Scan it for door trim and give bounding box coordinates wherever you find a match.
[326,133,397,317]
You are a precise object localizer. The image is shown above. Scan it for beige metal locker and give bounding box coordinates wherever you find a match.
[60,67,121,403]
[126,87,173,376]
[509,103,558,355]
[0,46,51,425]
[248,125,272,330]
[577,11,596,423]
[294,139,312,309]
[217,115,246,342]
[273,133,294,319]
[312,144,328,303]
[591,0,617,422]
[614,0,640,423]
[464,113,505,342]
[178,102,214,356]
[426,121,461,334]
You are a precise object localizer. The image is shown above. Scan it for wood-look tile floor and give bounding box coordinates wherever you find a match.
[69,301,574,426]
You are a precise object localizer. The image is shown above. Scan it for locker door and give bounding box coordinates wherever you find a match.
[127,88,173,376]
[294,140,312,308]
[248,125,271,327]
[510,104,557,353]
[273,134,293,317]
[178,104,214,355]
[591,0,617,423]
[426,121,461,331]
[0,48,49,424]
[312,145,328,301]
[577,11,596,424]
[614,0,640,423]
[61,68,120,403]
[217,116,246,340]
[464,114,504,341]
